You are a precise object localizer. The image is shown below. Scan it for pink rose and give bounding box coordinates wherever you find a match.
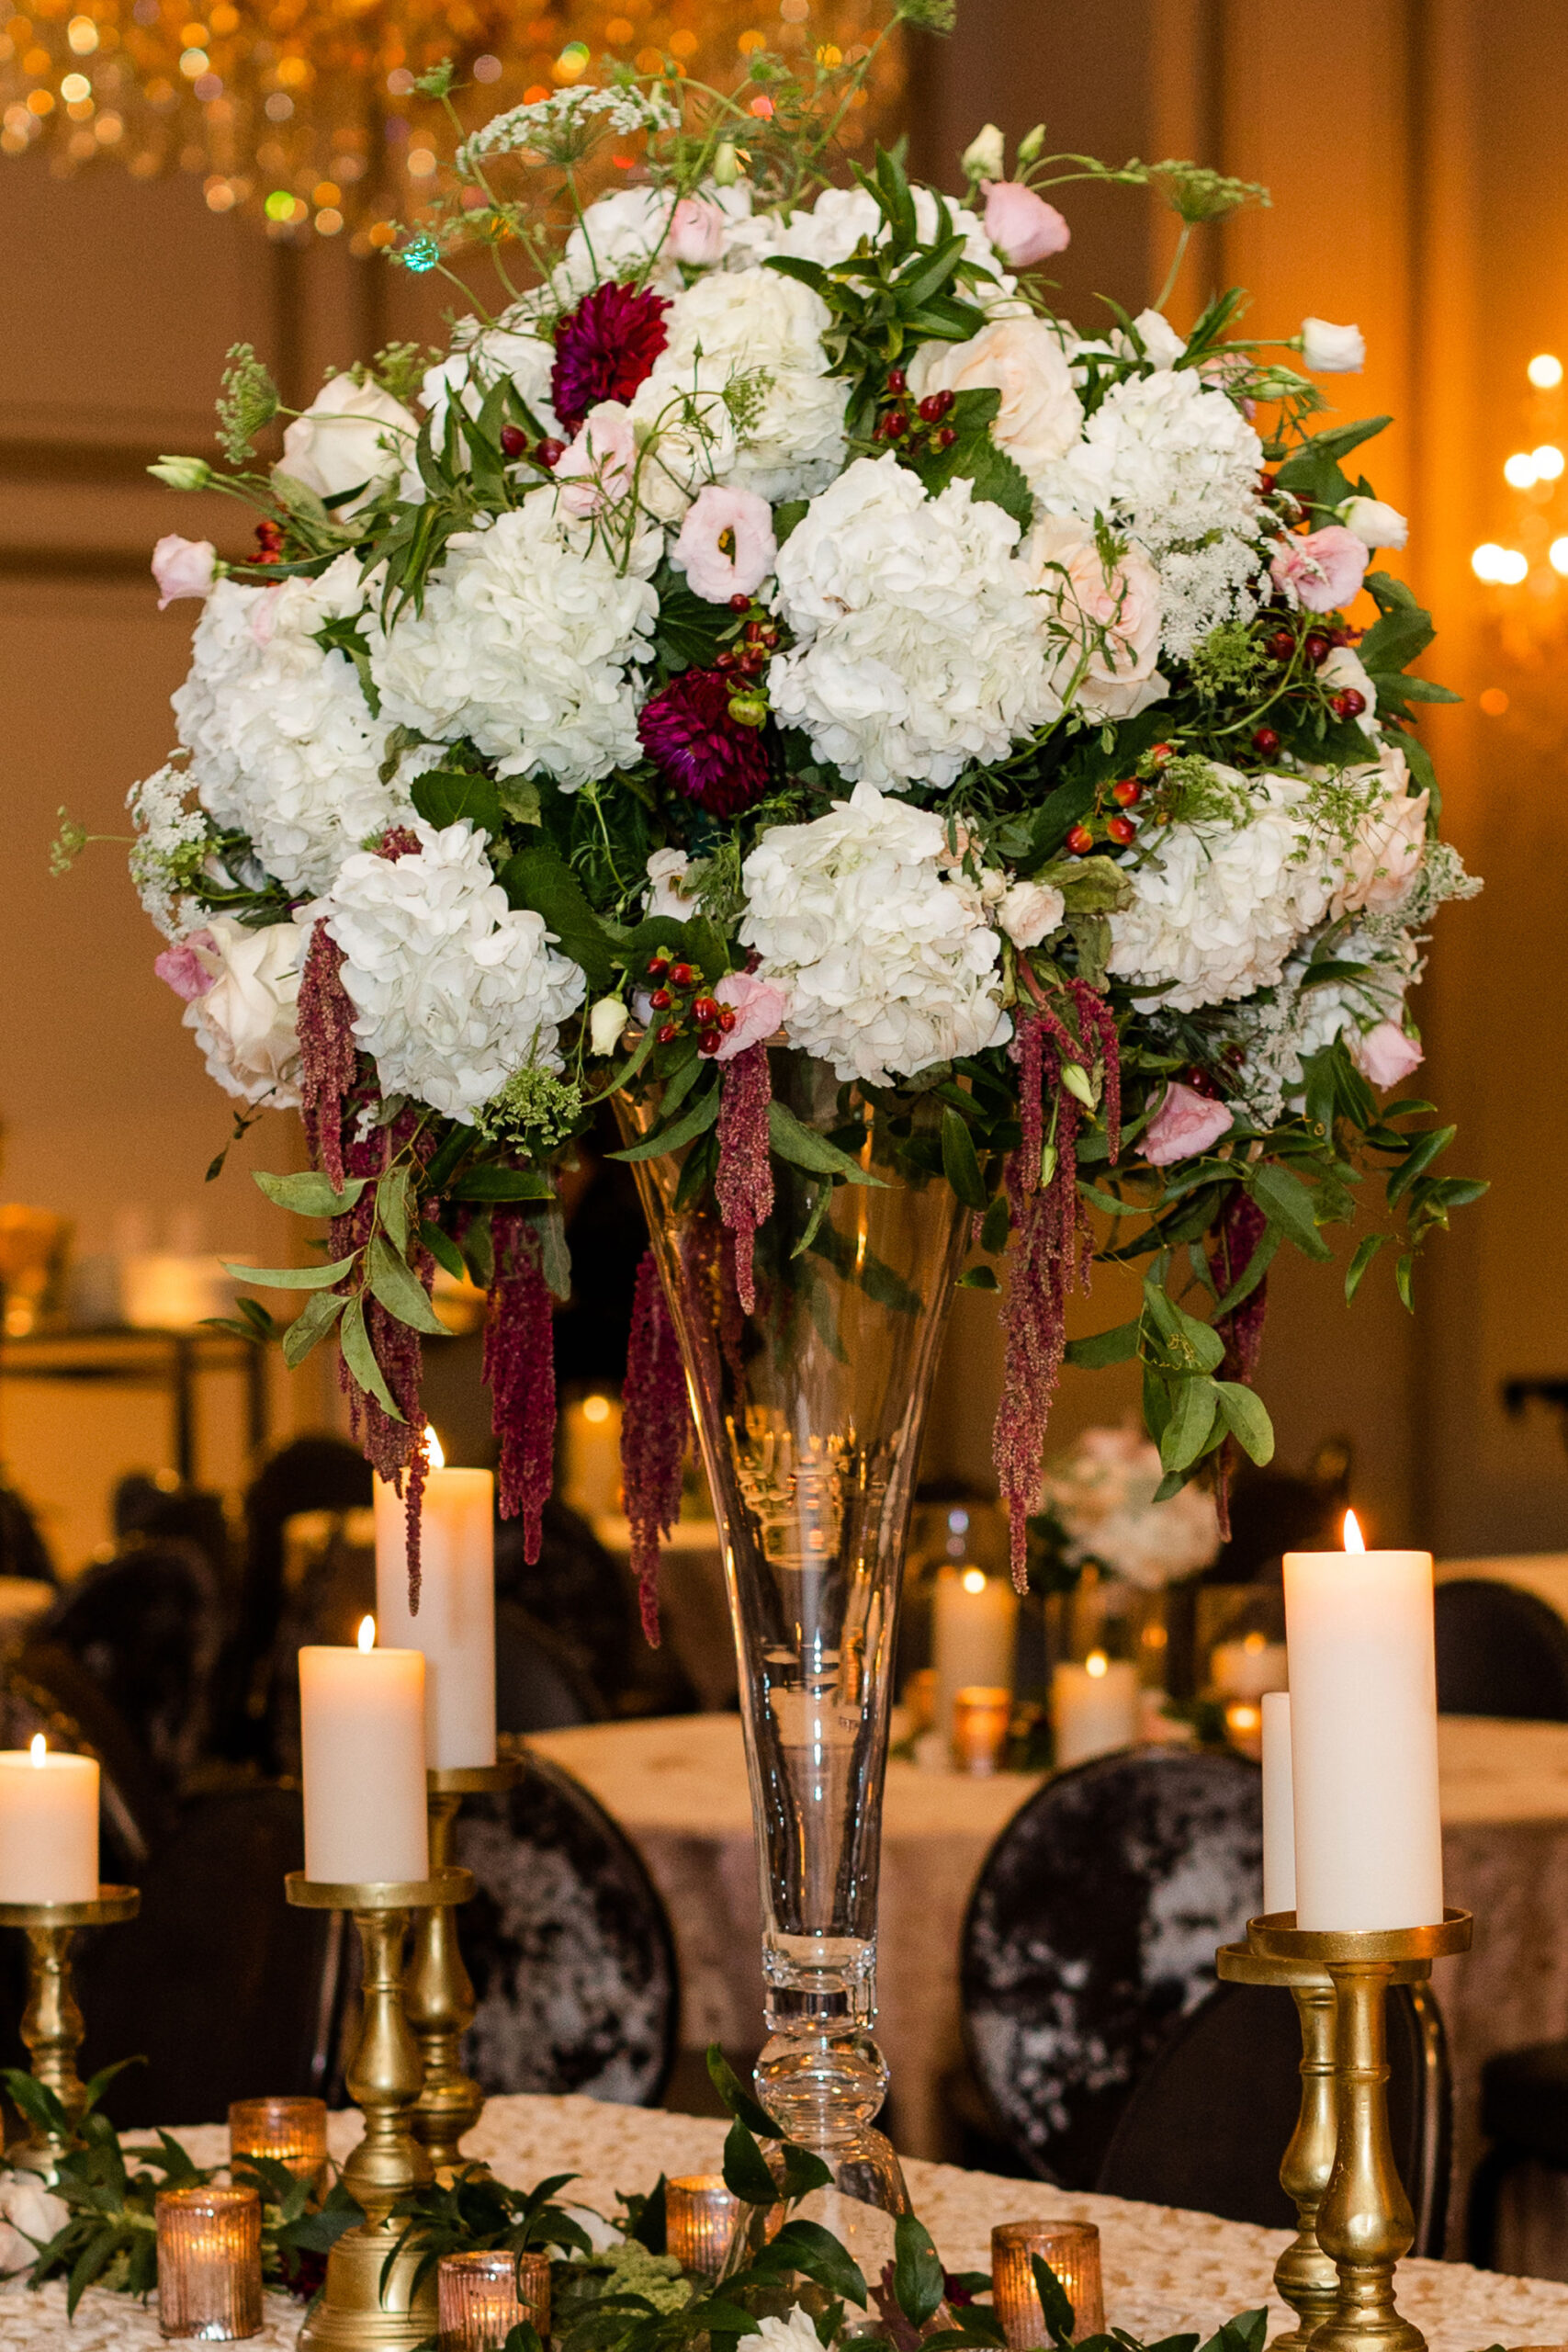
[983,180,1071,268]
[152,535,217,610]
[673,484,778,603]
[153,933,216,1002]
[1332,760,1429,919]
[1350,1021,1423,1089]
[1024,514,1167,719]
[667,195,725,266]
[1143,1081,1234,1167]
[711,970,789,1062]
[1270,525,1369,614]
[555,401,636,517]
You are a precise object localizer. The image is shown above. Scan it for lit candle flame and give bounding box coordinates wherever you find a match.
[581,1393,612,1426]
[1086,1650,1108,1679]
[1343,1510,1365,1554]
[357,1615,376,1652]
[28,1734,46,1767]
[961,1566,987,1595]
[424,1424,446,1473]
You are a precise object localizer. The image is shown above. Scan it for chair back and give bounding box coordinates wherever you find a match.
[6,1641,173,1871]
[495,1601,608,1734]
[39,1543,220,1777]
[1433,1578,1568,1719]
[457,1747,677,2106]
[961,1746,1262,2186]
[1096,1974,1452,2256]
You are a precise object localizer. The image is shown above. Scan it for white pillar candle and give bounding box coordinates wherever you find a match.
[1283,1513,1444,1932]
[0,1738,97,1903]
[299,1621,429,1884]
[933,1566,1017,1763]
[374,1436,496,1771]
[1261,1690,1296,1917]
[1051,1654,1141,1769]
[1210,1634,1290,1701]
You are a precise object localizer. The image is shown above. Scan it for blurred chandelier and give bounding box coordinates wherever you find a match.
[0,0,898,249]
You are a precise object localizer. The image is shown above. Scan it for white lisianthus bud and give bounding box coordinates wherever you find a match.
[1301,316,1366,373]
[1338,495,1408,550]
[1016,121,1046,167]
[149,456,213,490]
[589,997,630,1056]
[962,122,1007,183]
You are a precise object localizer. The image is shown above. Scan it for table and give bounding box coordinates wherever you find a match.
[3,2092,1567,2348]
[530,1713,1568,2256]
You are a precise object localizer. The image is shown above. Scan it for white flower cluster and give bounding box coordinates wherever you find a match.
[739,782,1010,1085]
[1042,1425,1221,1589]
[642,268,848,503]
[128,760,211,937]
[318,820,586,1121]
[457,84,678,169]
[1046,368,1264,550]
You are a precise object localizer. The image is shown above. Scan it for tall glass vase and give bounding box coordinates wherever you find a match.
[618,1053,967,2261]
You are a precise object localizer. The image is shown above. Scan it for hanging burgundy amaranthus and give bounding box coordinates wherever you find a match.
[715,1042,773,1315]
[297,920,357,1192]
[993,978,1122,1590]
[482,1210,557,1566]
[1206,1189,1271,1539]
[620,1250,691,1644]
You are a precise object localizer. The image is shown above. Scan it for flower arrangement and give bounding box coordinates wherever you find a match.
[100,0,1483,1602]
[1037,1425,1222,1592]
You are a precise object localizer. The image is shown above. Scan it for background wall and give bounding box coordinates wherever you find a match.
[2,0,1565,1567]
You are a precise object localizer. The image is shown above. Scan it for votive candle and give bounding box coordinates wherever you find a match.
[1261,1690,1296,1917]
[1050,1655,1139,1769]
[666,2175,740,2273]
[157,2183,262,2341]
[953,1686,1012,1777]
[228,2095,327,2187]
[299,1621,428,1883]
[437,2248,550,2349]
[991,2220,1104,2344]
[0,1739,97,1903]
[375,1440,497,1771]
[934,1566,1017,1764]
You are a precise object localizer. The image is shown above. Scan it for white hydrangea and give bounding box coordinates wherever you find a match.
[643,268,848,503]
[366,493,659,787]
[1041,367,1264,551]
[421,322,560,447]
[1106,769,1335,1012]
[554,182,756,295]
[739,781,1010,1085]
[728,184,1005,290]
[171,555,418,898]
[767,456,1060,791]
[1042,1426,1220,1589]
[1224,927,1418,1125]
[318,820,586,1121]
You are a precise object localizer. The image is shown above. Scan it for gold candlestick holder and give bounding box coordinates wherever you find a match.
[0,1886,140,2173]
[1249,1908,1472,2352]
[286,1868,473,2350]
[405,1759,518,2178]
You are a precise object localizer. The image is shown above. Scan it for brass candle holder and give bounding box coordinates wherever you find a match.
[1249,1908,1472,2352]
[1215,1939,1339,2346]
[0,1886,140,2172]
[405,1758,519,2177]
[286,1867,474,2350]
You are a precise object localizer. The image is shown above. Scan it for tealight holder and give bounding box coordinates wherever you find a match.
[0,1885,140,2171]
[1249,1908,1472,2352]
[667,2176,741,2274]
[990,2220,1103,2344]
[436,2247,550,2349]
[953,1687,1012,1777]
[157,2181,263,2340]
[228,2095,329,2191]
[406,1758,520,2177]
[285,1867,474,2350]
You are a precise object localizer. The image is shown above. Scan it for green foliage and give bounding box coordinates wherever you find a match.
[475,1068,586,1154]
[216,342,280,464]
[386,2165,591,2302]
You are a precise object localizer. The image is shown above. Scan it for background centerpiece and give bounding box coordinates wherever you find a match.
[109,0,1481,2232]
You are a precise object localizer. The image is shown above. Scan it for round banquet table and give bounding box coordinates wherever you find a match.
[4,2092,1567,2348]
[528,1712,1568,2255]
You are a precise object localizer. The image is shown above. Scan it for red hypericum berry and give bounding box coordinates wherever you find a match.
[917,394,945,424]
[500,424,529,458]
[1266,628,1295,662]
[1252,725,1281,758]
[668,962,695,989]
[1148,742,1174,768]
[729,592,751,612]
[698,1027,722,1055]
[933,425,957,449]
[1303,631,1330,666]
[744,620,766,641]
[657,1022,679,1045]
[649,988,673,1011]
[1111,777,1144,808]
[717,1006,738,1033]
[716,649,739,671]
[693,995,719,1024]
[1259,471,1279,495]
[885,410,909,438]
[760,628,779,648]
[886,367,908,394]
[739,650,767,674]
[1066,823,1096,855]
[1333,688,1368,719]
[646,953,670,977]
[536,437,566,469]
[1106,813,1137,846]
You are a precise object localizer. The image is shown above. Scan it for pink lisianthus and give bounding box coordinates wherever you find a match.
[667,195,725,266]
[672,484,778,603]
[154,933,216,1001]
[711,970,789,1062]
[1270,525,1369,614]
[1143,1080,1234,1167]
[152,535,217,610]
[983,179,1071,267]
[1349,1021,1424,1089]
[555,401,636,518]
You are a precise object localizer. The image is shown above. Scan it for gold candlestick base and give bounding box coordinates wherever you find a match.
[1248,1909,1472,2352]
[0,1886,140,2174]
[406,1760,518,2179]
[286,1870,474,2351]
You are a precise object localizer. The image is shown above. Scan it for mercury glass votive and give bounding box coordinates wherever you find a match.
[157,2184,263,2341]
[438,2248,551,2349]
[666,2174,741,2273]
[991,2220,1104,2345]
[227,2094,328,2187]
[953,1685,1012,1776]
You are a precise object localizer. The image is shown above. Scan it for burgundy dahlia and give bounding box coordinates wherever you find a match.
[637,668,771,816]
[551,280,671,435]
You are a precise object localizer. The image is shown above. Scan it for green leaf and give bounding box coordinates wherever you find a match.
[498,846,619,992]
[253,1169,367,1218]
[753,2218,868,2307]
[1211,1219,1280,1318]
[419,1219,468,1283]
[367,1236,450,1337]
[1385,1122,1455,1206]
[705,2044,782,2140]
[722,2120,780,2207]
[957,1264,999,1290]
[340,1291,403,1420]
[1077,1179,1146,1217]
[1214,1380,1274,1465]
[611,1086,721,1162]
[1159,1375,1219,1475]
[1345,1231,1385,1302]
[1030,2253,1077,2349]
[412,768,508,836]
[768,1099,885,1185]
[447,1166,557,1202]
[1249,1161,1332,1261]
[281,1286,346,1369]
[224,1253,359,1290]
[941,1106,987,1210]
[378,1165,412,1258]
[979,1193,1010,1253]
[893,2214,944,2328]
[1065,1318,1140,1367]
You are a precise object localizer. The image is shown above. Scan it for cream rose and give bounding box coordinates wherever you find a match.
[183,915,304,1106]
[908,317,1082,488]
[1023,514,1167,719]
[277,373,418,517]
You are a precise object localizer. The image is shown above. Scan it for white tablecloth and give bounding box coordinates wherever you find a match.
[4,2093,1567,2349]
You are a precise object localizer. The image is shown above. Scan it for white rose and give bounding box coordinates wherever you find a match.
[1339,495,1408,550]
[908,316,1082,487]
[277,373,419,517]
[1125,307,1187,367]
[183,914,303,1107]
[1023,514,1168,720]
[645,848,694,919]
[589,997,630,1055]
[998,878,1066,948]
[962,122,1006,182]
[1302,317,1366,373]
[1331,748,1429,919]
[752,2312,828,2352]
